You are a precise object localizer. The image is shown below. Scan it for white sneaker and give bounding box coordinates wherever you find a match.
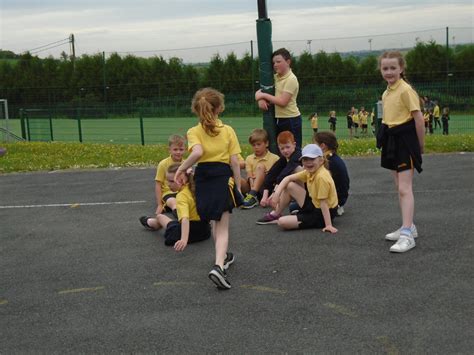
[337,205,344,216]
[390,235,416,253]
[385,225,418,241]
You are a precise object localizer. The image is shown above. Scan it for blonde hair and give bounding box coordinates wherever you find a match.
[329,110,336,117]
[191,88,224,137]
[248,128,269,144]
[167,163,196,196]
[168,134,185,147]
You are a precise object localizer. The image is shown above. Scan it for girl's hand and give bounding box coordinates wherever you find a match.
[322,225,338,234]
[174,239,188,252]
[255,89,264,100]
[174,170,186,187]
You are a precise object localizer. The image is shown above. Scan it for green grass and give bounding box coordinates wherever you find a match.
[2,114,473,145]
[1,135,473,174]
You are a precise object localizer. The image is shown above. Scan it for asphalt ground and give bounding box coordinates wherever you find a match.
[1,153,473,353]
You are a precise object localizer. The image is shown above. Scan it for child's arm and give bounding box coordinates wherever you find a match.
[412,110,425,154]
[174,217,190,252]
[175,145,203,185]
[255,89,292,108]
[320,199,338,234]
[260,189,270,207]
[230,154,241,191]
[155,182,164,215]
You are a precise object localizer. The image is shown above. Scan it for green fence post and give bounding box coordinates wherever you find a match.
[139,114,145,146]
[77,113,83,143]
[20,109,27,140]
[49,112,54,141]
[26,112,31,141]
[256,0,277,154]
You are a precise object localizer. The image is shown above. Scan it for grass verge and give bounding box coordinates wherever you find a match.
[1,134,473,174]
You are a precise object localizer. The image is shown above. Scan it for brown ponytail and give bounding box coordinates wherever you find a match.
[191,88,225,137]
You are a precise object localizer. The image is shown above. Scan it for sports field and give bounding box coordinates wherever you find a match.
[3,114,473,145]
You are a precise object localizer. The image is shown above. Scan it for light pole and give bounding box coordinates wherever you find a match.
[368,38,372,51]
[307,40,312,53]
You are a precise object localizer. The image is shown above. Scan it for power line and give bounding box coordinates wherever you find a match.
[25,37,70,53]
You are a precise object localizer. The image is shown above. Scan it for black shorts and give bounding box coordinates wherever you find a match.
[296,194,337,230]
[163,193,177,203]
[163,220,211,246]
[381,138,415,172]
[362,124,368,129]
[353,123,359,128]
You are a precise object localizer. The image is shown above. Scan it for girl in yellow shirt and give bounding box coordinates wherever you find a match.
[174,88,241,290]
[377,51,424,253]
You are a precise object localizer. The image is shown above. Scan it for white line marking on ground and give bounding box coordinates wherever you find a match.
[58,286,105,295]
[0,200,147,209]
[351,189,472,196]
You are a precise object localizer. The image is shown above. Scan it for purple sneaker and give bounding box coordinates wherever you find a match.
[256,211,281,225]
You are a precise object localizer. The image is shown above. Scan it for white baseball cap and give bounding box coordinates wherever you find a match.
[300,144,323,160]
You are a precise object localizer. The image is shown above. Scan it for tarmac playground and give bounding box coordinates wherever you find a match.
[0,153,473,353]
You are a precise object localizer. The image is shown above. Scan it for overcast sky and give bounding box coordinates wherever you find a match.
[1,0,472,62]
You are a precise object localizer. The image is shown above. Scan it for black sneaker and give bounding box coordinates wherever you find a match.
[223,252,235,270]
[139,216,154,230]
[208,265,231,289]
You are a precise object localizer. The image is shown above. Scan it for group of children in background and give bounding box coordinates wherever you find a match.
[422,97,450,135]
[138,48,429,290]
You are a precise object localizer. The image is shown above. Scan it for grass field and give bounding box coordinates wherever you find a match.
[2,114,473,145]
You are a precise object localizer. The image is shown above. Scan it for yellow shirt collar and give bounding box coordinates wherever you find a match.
[276,69,293,81]
[387,79,403,91]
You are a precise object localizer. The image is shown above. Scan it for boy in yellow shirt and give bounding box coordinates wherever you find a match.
[241,128,279,209]
[139,135,185,228]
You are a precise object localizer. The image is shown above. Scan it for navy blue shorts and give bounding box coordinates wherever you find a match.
[296,193,337,230]
[163,220,211,246]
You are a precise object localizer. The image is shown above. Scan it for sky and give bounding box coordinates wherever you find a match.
[1,0,473,62]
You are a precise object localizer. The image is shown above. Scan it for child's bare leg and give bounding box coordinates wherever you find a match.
[274,181,305,215]
[397,169,414,228]
[166,197,177,211]
[241,178,250,194]
[277,182,307,229]
[213,212,230,268]
[148,214,172,229]
[252,165,266,192]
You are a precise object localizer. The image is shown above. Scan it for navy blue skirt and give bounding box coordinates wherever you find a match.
[194,162,241,221]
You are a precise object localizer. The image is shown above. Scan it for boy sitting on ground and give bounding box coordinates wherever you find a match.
[241,129,279,209]
[257,131,302,222]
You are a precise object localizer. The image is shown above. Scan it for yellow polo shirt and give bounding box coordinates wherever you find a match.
[295,166,338,209]
[176,185,200,222]
[274,69,300,118]
[187,119,241,164]
[433,105,440,118]
[155,156,182,198]
[382,79,420,127]
[311,116,318,129]
[245,150,279,178]
[360,112,368,125]
[352,113,359,124]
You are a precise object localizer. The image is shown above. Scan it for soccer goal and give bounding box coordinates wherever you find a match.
[1,99,23,142]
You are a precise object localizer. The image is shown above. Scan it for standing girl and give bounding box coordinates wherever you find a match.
[377,51,424,253]
[175,88,241,289]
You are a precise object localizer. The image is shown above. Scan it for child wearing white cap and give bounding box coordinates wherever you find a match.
[256,144,338,233]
